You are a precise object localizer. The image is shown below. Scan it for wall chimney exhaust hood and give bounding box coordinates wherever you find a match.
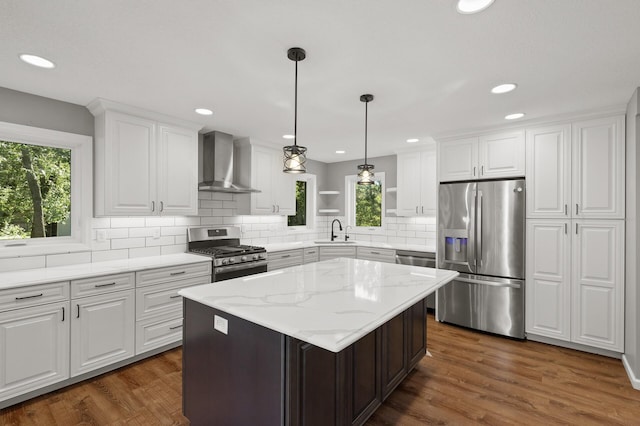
[198,131,260,193]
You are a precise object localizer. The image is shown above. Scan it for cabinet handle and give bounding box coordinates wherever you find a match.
[77,304,80,318]
[370,251,380,255]
[152,201,155,212]
[277,205,280,212]
[421,206,424,214]
[564,204,568,216]
[576,223,578,234]
[170,294,182,299]
[307,251,316,254]
[575,204,579,215]
[415,206,419,214]
[160,201,164,212]
[272,205,276,213]
[564,223,567,234]
[481,165,484,175]
[94,282,116,288]
[281,254,291,258]
[473,166,476,177]
[170,271,186,276]
[15,293,43,300]
[62,306,65,322]
[170,324,183,330]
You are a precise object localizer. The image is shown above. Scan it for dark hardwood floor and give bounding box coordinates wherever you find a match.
[2,315,640,425]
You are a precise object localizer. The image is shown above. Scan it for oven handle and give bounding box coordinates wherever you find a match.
[214,260,269,275]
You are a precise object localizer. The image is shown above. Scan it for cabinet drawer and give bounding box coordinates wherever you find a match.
[0,282,70,312]
[268,249,303,271]
[136,275,210,321]
[136,262,212,287]
[356,247,396,263]
[303,248,319,264]
[71,273,135,299]
[318,246,357,261]
[136,314,184,355]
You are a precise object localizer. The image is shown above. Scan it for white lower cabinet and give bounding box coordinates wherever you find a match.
[71,289,135,377]
[0,301,69,401]
[135,314,184,355]
[356,247,396,263]
[526,219,624,352]
[303,247,319,264]
[268,249,304,271]
[318,246,357,261]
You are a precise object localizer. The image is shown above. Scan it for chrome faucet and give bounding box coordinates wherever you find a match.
[331,219,343,241]
[344,225,352,241]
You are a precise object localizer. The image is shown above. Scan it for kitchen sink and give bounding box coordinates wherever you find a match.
[313,240,356,244]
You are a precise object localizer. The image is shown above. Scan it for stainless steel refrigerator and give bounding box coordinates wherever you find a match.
[437,178,525,338]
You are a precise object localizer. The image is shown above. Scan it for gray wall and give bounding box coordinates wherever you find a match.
[322,155,397,214]
[625,88,640,383]
[0,87,94,136]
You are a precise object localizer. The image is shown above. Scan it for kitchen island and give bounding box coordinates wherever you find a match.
[179,258,458,426]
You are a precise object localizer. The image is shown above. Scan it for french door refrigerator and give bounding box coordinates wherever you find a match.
[437,178,525,338]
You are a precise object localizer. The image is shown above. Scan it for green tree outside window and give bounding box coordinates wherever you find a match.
[355,181,382,227]
[288,180,307,226]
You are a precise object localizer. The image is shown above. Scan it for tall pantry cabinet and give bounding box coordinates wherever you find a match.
[525,115,625,352]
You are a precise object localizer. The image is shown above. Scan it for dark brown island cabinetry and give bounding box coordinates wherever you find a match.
[183,298,427,426]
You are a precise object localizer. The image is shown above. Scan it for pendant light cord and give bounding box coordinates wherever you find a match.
[294,58,298,148]
[364,100,368,163]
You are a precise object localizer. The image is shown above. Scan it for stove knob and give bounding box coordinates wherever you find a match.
[253,254,259,260]
[228,257,235,264]
[241,256,247,262]
[222,259,228,265]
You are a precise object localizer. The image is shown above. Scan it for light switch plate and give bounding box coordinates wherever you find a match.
[96,230,107,242]
[214,315,228,335]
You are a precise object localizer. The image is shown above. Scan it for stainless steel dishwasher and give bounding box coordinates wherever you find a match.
[395,250,436,310]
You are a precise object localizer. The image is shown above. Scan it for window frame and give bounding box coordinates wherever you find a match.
[287,173,316,231]
[344,172,386,234]
[0,121,93,258]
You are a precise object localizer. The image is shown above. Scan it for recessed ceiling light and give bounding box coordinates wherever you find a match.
[505,113,525,120]
[195,108,213,116]
[336,150,345,154]
[406,138,419,143]
[491,83,517,94]
[456,0,495,14]
[282,134,295,139]
[19,54,55,69]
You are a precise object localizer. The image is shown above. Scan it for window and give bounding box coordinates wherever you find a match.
[288,174,316,229]
[0,121,92,256]
[345,172,385,231]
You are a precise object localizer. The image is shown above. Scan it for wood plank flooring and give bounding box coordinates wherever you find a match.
[2,315,640,425]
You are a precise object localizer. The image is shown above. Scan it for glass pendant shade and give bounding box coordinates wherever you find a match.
[283,47,307,174]
[283,144,307,173]
[357,94,375,185]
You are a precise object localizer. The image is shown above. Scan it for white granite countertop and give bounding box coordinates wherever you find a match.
[179,258,458,353]
[0,253,211,290]
[262,240,436,254]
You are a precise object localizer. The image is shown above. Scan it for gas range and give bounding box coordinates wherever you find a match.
[187,226,268,281]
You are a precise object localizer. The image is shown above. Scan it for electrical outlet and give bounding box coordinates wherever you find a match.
[214,315,228,335]
[96,230,107,242]
[152,228,161,239]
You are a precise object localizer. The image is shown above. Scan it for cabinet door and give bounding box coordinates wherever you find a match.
[525,220,571,341]
[406,298,426,371]
[381,313,406,400]
[396,152,422,216]
[104,111,156,215]
[572,116,625,219]
[0,301,69,402]
[438,137,478,182]
[526,124,571,218]
[273,153,297,215]
[157,124,198,215]
[478,131,525,179]
[571,220,624,351]
[251,146,276,214]
[419,150,437,216]
[71,290,135,376]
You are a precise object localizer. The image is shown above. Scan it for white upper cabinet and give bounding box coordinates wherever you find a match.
[235,139,296,215]
[88,99,201,216]
[397,149,436,217]
[526,115,625,219]
[526,124,572,218]
[438,131,524,182]
[572,116,625,219]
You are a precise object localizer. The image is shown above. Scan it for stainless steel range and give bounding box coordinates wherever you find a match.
[187,226,267,282]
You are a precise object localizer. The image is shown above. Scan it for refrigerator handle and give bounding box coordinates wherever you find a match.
[476,190,483,268]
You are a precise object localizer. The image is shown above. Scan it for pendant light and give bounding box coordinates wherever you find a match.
[357,94,375,185]
[283,47,307,174]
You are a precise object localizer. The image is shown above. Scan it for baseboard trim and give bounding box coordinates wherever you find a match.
[526,333,622,359]
[622,354,640,390]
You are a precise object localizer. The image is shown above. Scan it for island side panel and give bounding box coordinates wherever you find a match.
[408,298,427,370]
[183,299,285,426]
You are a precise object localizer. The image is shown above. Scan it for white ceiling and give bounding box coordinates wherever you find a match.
[1,0,640,163]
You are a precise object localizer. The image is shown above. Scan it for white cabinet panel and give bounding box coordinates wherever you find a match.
[135,314,184,355]
[318,246,356,261]
[158,125,199,215]
[71,290,135,377]
[526,221,571,340]
[438,137,478,182]
[526,124,571,218]
[397,149,436,217]
[303,248,319,264]
[478,131,525,179]
[356,247,396,263]
[572,116,625,219]
[571,220,624,351]
[0,302,69,402]
[268,249,303,271]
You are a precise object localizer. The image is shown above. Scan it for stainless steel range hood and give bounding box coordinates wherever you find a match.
[198,131,260,193]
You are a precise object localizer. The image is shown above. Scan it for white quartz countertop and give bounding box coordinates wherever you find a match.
[179,258,458,353]
[262,240,436,254]
[0,253,211,290]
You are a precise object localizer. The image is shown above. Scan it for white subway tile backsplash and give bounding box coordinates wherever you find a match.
[201,216,223,225]
[91,249,128,263]
[92,217,111,228]
[222,216,242,224]
[129,227,159,238]
[145,236,175,247]
[161,244,188,255]
[110,217,146,228]
[129,247,161,258]
[198,191,213,200]
[222,200,237,209]
[212,208,234,217]
[198,208,213,216]
[200,200,223,209]
[46,251,91,268]
[212,193,233,201]
[161,226,188,237]
[107,228,129,239]
[91,240,111,251]
[0,256,46,272]
[111,237,146,250]
[175,235,187,244]
[175,217,201,226]
[145,217,175,227]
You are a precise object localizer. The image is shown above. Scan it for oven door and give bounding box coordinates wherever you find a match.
[213,261,268,282]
